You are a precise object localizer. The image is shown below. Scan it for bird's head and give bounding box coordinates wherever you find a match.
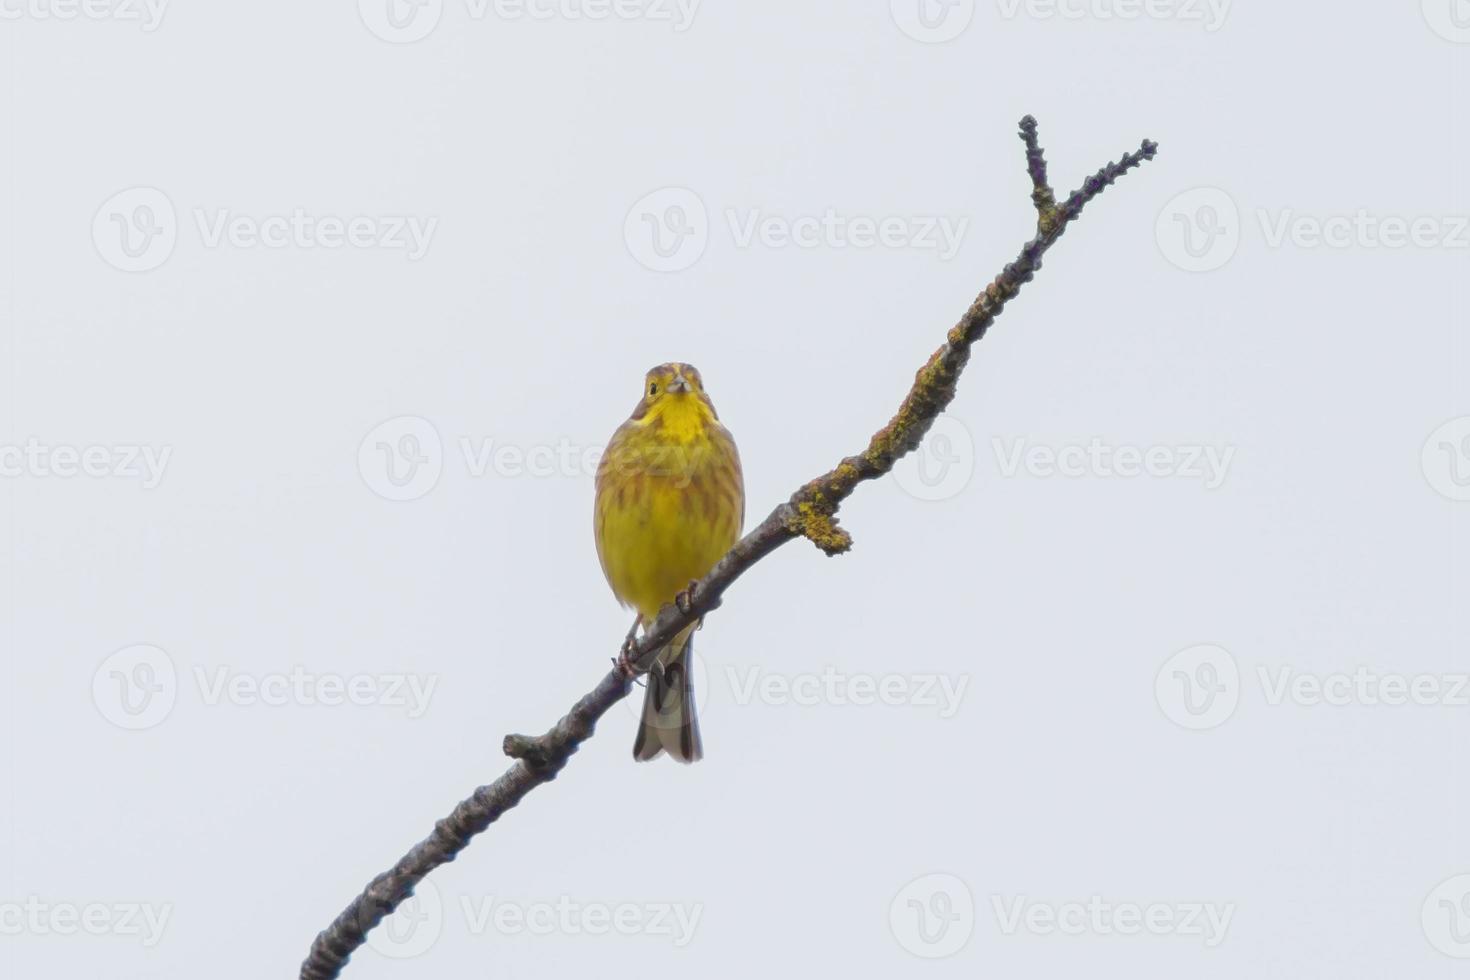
[634,362,719,422]
[645,362,702,399]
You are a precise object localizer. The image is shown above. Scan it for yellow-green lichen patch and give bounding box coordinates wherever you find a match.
[784,498,853,556]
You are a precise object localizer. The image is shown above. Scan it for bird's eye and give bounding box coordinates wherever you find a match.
[648,382,658,396]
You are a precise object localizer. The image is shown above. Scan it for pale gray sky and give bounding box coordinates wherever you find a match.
[2,2,1467,977]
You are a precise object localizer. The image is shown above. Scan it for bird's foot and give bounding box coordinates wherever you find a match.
[613,617,642,678]
[675,580,700,616]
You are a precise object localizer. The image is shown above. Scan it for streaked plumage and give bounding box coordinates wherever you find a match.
[594,362,744,762]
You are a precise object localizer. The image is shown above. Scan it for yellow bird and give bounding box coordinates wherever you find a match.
[595,363,745,762]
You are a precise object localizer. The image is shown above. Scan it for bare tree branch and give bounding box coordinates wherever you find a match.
[1019,114,1057,222]
[299,115,1157,980]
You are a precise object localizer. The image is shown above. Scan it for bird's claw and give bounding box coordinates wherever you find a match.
[675,580,700,616]
[613,616,643,677]
[614,635,640,678]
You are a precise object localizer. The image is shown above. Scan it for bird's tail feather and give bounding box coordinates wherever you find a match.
[633,624,702,763]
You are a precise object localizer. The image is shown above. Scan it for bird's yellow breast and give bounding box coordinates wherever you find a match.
[594,399,744,621]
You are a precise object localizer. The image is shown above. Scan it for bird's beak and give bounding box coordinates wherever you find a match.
[668,374,691,394]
